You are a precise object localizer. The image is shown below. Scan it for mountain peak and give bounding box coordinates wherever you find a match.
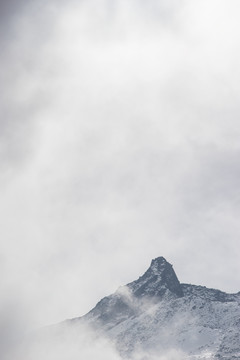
[149,256,168,273]
[127,256,183,298]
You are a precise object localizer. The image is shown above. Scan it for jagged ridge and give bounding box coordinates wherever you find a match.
[78,256,240,359]
[127,256,183,298]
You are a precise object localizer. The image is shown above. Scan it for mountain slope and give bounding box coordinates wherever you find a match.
[69,256,240,360]
[25,257,240,360]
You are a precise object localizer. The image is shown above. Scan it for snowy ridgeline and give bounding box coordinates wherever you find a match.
[22,257,240,360]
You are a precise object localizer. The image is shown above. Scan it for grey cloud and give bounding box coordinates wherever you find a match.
[0,0,26,20]
[0,0,240,346]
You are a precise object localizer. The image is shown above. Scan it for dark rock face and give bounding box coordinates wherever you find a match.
[83,257,183,328]
[127,257,183,298]
[85,294,137,327]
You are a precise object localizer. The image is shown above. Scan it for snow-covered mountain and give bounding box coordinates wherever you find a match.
[68,256,240,360]
[25,257,240,360]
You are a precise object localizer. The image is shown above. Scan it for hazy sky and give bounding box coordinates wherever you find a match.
[1,0,240,333]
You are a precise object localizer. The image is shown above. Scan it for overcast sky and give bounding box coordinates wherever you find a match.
[1,0,240,332]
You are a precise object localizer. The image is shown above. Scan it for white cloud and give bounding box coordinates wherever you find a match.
[0,0,240,338]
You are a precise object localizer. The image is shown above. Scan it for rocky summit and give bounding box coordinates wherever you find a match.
[126,256,183,298]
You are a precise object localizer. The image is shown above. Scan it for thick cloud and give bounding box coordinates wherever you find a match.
[0,0,240,342]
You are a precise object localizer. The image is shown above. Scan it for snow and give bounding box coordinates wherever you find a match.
[29,257,240,360]
[79,258,240,359]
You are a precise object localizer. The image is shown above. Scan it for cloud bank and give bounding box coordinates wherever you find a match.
[0,0,240,342]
